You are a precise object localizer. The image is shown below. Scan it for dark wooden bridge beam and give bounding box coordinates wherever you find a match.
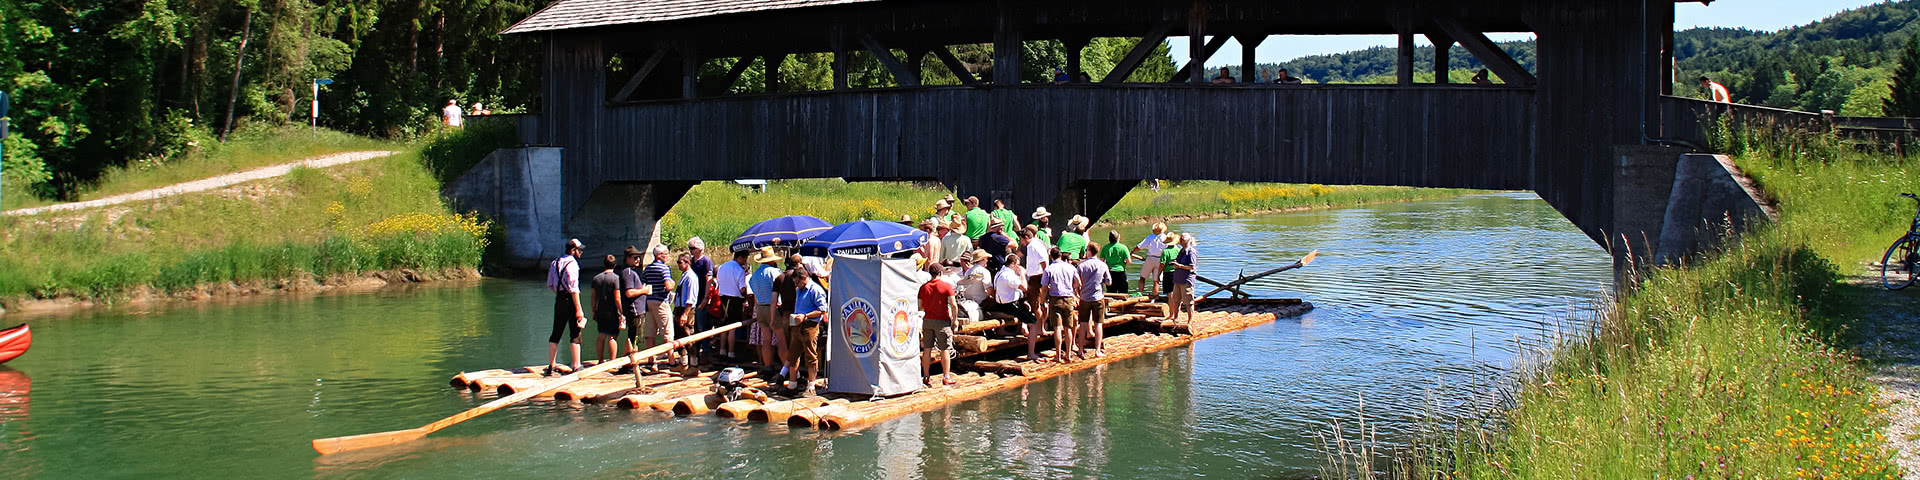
[860,33,921,86]
[1101,20,1173,84]
[1185,0,1210,85]
[1236,34,1265,83]
[830,28,850,90]
[1065,36,1090,80]
[679,44,699,99]
[1397,29,1415,85]
[1428,32,1455,84]
[1170,35,1231,83]
[992,16,1024,85]
[1436,18,1535,85]
[932,47,981,86]
[764,54,784,93]
[717,56,756,94]
[610,48,667,103]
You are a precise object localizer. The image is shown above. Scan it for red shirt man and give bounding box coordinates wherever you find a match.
[917,275,959,385]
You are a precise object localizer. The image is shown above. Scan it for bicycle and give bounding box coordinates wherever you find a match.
[1882,193,1920,290]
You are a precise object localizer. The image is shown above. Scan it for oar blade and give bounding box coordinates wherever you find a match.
[1298,250,1319,267]
[312,427,431,455]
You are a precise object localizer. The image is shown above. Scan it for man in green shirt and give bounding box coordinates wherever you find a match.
[1057,216,1089,260]
[991,199,1019,239]
[1030,207,1054,248]
[1100,231,1133,294]
[1160,235,1182,278]
[963,196,990,240]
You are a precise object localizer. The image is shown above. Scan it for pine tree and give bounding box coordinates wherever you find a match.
[1885,33,1920,117]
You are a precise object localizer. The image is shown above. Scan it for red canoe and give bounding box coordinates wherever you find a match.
[0,324,29,364]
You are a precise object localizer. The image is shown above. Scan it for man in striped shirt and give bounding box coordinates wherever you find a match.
[641,244,678,370]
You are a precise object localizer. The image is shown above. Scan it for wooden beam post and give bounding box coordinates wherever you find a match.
[1102,20,1173,84]
[1428,33,1454,84]
[716,57,755,94]
[1436,18,1536,85]
[1065,37,1089,81]
[830,28,850,90]
[1187,0,1208,85]
[859,33,920,86]
[993,15,1024,85]
[680,44,698,99]
[1397,30,1414,85]
[763,54,783,93]
[1169,35,1230,83]
[610,47,668,102]
[933,46,981,85]
[906,47,929,85]
[1236,34,1265,83]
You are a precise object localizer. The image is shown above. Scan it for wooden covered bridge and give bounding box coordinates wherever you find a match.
[470,0,1735,271]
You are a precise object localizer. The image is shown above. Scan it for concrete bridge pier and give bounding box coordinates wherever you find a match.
[1036,180,1141,233]
[563,181,696,260]
[1595,146,1774,288]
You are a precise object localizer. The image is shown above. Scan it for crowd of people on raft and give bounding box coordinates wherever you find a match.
[538,196,1203,397]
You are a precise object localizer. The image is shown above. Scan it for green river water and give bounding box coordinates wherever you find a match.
[0,193,1611,478]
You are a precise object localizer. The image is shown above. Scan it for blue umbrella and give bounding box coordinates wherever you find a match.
[731,215,833,252]
[798,220,927,258]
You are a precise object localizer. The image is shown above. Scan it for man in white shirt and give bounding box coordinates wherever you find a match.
[984,251,1039,361]
[1131,222,1169,298]
[714,249,750,360]
[442,99,464,127]
[544,239,586,376]
[1023,225,1050,326]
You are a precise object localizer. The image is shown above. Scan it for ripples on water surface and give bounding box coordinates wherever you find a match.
[0,193,1610,478]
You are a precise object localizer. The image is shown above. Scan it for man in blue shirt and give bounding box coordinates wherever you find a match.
[641,245,677,370]
[746,247,786,377]
[787,265,829,397]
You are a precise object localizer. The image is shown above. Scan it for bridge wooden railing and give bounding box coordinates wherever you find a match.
[1659,96,1918,154]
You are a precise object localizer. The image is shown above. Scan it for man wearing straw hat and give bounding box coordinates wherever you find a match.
[940,217,972,266]
[1132,222,1170,299]
[745,247,787,377]
[1165,233,1199,325]
[979,217,1013,277]
[933,199,955,226]
[990,198,1020,239]
[1058,215,1090,260]
[1022,225,1050,327]
[1030,207,1055,248]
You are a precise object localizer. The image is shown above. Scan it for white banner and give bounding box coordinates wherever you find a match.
[827,255,923,396]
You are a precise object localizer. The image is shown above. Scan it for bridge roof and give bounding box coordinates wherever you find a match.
[506,0,881,34]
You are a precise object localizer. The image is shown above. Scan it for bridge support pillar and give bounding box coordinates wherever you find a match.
[1599,146,1774,288]
[565,181,697,259]
[1039,180,1140,233]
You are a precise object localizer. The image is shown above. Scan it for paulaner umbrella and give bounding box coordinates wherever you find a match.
[731,215,832,253]
[797,220,926,258]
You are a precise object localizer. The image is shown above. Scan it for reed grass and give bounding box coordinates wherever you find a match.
[0,150,487,301]
[1320,126,1909,478]
[1104,181,1483,222]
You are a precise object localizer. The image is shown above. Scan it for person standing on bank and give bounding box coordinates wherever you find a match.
[788,265,829,397]
[674,253,701,369]
[591,255,626,366]
[641,245,678,370]
[544,239,586,376]
[1132,223,1169,299]
[1041,247,1083,362]
[746,247,786,376]
[715,249,750,361]
[1100,231,1132,295]
[1077,243,1113,358]
[918,263,960,386]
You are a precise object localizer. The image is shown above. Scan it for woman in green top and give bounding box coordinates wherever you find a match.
[1100,231,1133,294]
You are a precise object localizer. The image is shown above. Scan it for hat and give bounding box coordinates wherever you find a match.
[687,236,705,250]
[1067,215,1089,230]
[971,249,991,263]
[1151,222,1168,234]
[567,238,585,251]
[753,247,782,264]
[624,246,644,258]
[1163,234,1180,246]
[987,216,1004,228]
[1031,207,1051,220]
[934,199,951,210]
[921,218,939,229]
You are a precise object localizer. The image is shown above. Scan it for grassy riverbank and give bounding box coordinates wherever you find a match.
[0,130,486,305]
[654,179,1481,249]
[1403,146,1913,477]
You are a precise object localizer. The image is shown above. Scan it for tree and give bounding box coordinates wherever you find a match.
[1886,33,1920,117]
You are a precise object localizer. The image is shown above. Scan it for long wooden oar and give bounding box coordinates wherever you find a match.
[1199,250,1317,300]
[311,321,744,455]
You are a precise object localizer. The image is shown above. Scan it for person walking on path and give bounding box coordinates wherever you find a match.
[687,237,716,362]
[1040,247,1083,362]
[673,253,701,368]
[591,255,626,365]
[991,199,1020,239]
[787,265,830,397]
[746,248,787,376]
[1076,243,1113,358]
[1022,226,1051,333]
[1699,76,1731,103]
[544,239,587,376]
[918,263,960,386]
[715,249,751,361]
[987,251,1042,361]
[1058,215,1089,260]
[441,99,464,128]
[1132,223,1169,299]
[1101,231,1133,295]
[641,245,678,370]
[963,196,990,241]
[1166,234,1199,324]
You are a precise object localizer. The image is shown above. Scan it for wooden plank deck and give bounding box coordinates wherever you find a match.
[445,298,1312,434]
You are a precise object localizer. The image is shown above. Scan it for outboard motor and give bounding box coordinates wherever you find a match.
[712,367,749,402]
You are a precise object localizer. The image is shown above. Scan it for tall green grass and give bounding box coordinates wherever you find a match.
[0,144,487,302]
[1104,181,1482,221]
[1332,129,1910,478]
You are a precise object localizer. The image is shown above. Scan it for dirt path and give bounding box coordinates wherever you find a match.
[2,150,396,217]
[1849,266,1920,478]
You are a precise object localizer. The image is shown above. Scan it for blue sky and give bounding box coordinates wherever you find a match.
[1170,0,1887,67]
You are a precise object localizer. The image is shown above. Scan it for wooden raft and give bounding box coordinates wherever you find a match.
[445,298,1312,436]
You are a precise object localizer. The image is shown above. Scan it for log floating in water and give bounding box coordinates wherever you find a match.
[715,398,766,419]
[449,369,511,389]
[749,397,831,424]
[671,394,724,416]
[786,400,855,429]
